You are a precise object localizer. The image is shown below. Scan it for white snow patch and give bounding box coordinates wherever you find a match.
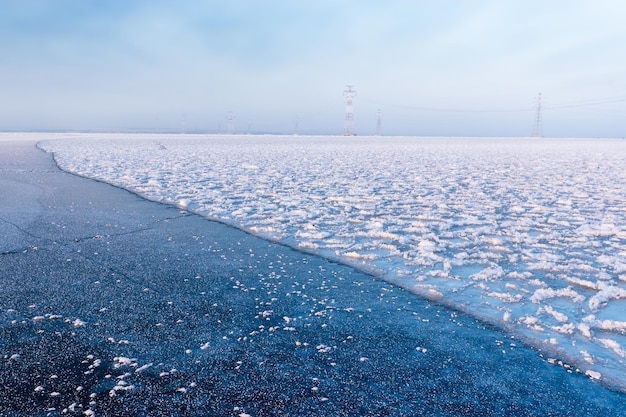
[586,370,602,380]
[530,287,584,304]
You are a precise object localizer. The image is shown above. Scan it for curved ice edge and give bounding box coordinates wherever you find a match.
[38,142,626,396]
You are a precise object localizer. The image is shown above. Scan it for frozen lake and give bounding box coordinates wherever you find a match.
[40,134,626,392]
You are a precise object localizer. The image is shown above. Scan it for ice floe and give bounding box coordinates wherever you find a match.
[39,134,626,389]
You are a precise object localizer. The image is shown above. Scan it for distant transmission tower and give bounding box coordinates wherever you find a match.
[531,93,543,138]
[375,108,382,136]
[227,112,234,135]
[294,115,300,136]
[343,85,357,136]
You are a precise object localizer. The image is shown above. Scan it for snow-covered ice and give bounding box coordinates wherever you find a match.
[40,134,626,391]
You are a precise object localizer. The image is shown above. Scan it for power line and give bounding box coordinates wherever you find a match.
[371,103,533,113]
[544,95,626,110]
[359,93,626,114]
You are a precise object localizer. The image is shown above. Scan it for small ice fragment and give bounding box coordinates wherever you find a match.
[113,357,135,368]
[135,363,153,373]
[596,338,626,357]
[581,351,594,364]
[73,318,86,328]
[585,370,601,380]
[316,344,331,353]
[578,323,592,338]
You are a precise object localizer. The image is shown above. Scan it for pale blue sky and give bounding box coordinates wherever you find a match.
[2,0,626,137]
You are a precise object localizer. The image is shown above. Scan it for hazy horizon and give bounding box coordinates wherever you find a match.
[2,1,626,137]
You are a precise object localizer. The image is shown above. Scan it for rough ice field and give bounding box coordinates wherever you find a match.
[40,134,626,391]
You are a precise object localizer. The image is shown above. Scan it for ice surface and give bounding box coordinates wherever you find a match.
[39,134,626,391]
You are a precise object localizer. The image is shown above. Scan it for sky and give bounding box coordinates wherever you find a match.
[1,0,626,137]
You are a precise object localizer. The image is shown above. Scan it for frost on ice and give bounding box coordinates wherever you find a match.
[40,134,626,387]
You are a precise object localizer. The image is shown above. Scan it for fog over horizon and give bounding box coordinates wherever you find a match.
[2,1,626,137]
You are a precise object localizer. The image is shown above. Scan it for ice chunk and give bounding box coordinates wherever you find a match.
[588,284,626,312]
[530,287,585,304]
